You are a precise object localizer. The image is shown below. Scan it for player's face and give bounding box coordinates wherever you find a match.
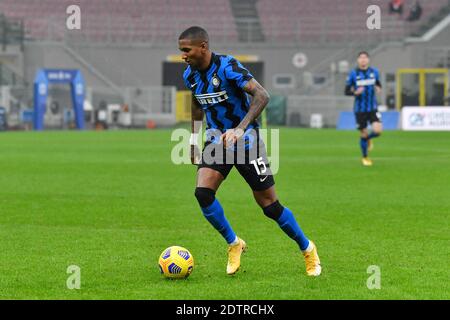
[357,54,370,69]
[178,39,207,69]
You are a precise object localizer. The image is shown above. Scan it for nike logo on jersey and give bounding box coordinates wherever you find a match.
[259,176,268,182]
[191,82,197,88]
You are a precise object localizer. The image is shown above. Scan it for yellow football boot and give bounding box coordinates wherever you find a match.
[226,238,247,275]
[362,157,373,166]
[303,241,321,277]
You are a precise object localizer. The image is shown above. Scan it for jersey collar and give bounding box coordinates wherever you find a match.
[197,52,216,74]
[357,67,370,73]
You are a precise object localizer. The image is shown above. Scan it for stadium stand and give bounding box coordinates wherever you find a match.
[257,0,450,43]
[0,0,448,130]
[0,0,238,43]
[0,0,448,44]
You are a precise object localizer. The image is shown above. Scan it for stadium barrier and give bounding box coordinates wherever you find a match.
[0,107,6,131]
[2,85,177,130]
[87,86,177,128]
[337,111,400,130]
[402,106,450,131]
[124,86,176,127]
[176,91,192,122]
[266,94,286,125]
[287,96,353,128]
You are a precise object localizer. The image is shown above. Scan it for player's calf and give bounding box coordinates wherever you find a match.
[194,187,238,245]
[194,187,246,275]
[262,200,310,251]
[367,123,382,152]
[262,200,321,276]
[368,130,381,139]
[369,121,382,138]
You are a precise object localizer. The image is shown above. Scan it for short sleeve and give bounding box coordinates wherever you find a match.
[375,68,381,81]
[346,70,355,87]
[183,67,193,90]
[224,58,254,89]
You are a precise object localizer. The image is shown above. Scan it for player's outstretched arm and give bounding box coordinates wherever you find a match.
[190,96,203,164]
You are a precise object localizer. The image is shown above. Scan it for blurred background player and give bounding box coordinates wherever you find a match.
[345,51,383,166]
[179,26,321,276]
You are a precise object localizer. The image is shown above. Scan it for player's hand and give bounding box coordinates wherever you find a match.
[220,128,245,149]
[375,86,382,94]
[191,144,201,165]
[354,87,365,96]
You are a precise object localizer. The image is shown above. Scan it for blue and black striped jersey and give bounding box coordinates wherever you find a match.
[183,52,258,132]
[345,67,381,113]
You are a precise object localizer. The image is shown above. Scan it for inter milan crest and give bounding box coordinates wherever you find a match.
[211,74,221,88]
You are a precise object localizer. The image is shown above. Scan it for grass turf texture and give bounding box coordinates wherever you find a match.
[0,128,449,300]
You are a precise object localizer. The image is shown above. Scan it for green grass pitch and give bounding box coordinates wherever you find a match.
[0,128,449,299]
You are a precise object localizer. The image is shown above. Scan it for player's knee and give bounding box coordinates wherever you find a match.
[262,200,284,221]
[194,187,216,208]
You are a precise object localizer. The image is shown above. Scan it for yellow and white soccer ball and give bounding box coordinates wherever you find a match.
[158,246,194,279]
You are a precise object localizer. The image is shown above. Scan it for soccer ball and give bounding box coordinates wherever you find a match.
[158,246,194,279]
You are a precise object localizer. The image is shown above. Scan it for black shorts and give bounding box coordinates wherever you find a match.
[355,111,382,130]
[197,129,275,192]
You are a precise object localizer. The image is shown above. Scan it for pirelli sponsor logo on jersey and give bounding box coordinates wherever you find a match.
[356,78,376,87]
[195,91,229,105]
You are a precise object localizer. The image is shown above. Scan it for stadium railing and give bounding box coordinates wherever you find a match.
[1,84,177,130]
[286,95,354,128]
[87,86,177,128]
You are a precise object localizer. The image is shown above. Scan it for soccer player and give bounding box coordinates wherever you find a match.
[345,51,383,166]
[178,26,321,276]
